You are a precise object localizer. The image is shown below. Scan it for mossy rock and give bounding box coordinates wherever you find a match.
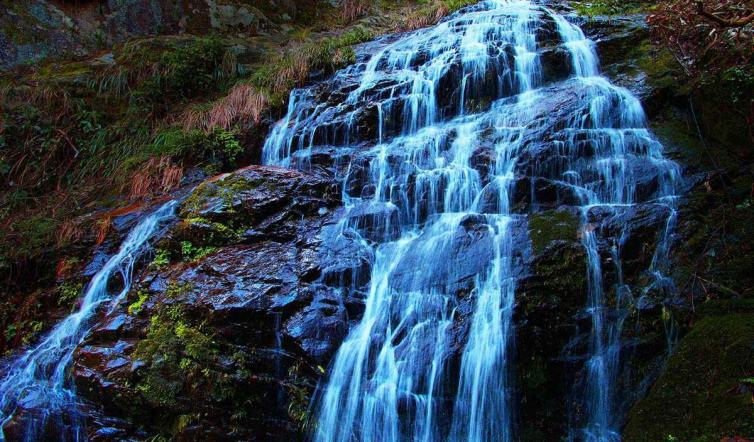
[172,217,241,248]
[528,209,580,255]
[179,174,265,220]
[624,312,754,441]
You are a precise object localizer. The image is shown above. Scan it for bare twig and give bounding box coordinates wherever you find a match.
[696,1,754,27]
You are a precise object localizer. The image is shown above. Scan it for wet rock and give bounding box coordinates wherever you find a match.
[285,285,350,363]
[72,166,344,440]
[587,203,671,278]
[343,200,401,242]
[540,46,573,84]
[577,14,649,70]
[318,223,374,289]
[516,240,588,440]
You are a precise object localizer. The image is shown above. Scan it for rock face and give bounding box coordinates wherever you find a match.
[0,0,327,68]
[72,166,347,440]
[61,4,688,441]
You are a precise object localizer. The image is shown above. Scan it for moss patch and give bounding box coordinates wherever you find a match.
[528,209,580,255]
[624,313,754,441]
[571,0,645,17]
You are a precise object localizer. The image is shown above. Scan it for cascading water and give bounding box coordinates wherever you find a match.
[0,0,684,440]
[552,14,681,441]
[0,201,177,441]
[264,0,682,441]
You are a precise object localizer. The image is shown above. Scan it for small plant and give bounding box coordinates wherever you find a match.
[136,37,234,106]
[165,280,194,299]
[180,241,217,262]
[57,281,83,307]
[4,324,17,342]
[132,304,229,411]
[150,248,170,269]
[128,290,150,315]
[150,127,243,167]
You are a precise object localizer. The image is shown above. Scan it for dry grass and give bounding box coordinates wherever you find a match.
[3,82,73,121]
[95,217,112,245]
[399,0,479,32]
[161,162,183,190]
[180,83,270,131]
[127,156,184,200]
[342,0,373,21]
[402,3,452,31]
[57,219,84,246]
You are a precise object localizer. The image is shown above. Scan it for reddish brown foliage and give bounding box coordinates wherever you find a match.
[341,0,372,22]
[95,217,111,245]
[180,84,269,132]
[127,156,183,200]
[57,219,84,247]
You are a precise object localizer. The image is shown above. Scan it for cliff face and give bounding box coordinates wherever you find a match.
[1,1,753,441]
[0,0,327,68]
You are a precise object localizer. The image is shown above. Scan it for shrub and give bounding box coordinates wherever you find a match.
[149,127,243,166]
[135,38,238,108]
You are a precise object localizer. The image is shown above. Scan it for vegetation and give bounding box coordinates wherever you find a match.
[133,303,228,409]
[649,0,753,146]
[571,0,646,17]
[527,209,580,255]
[2,0,480,356]
[624,313,754,441]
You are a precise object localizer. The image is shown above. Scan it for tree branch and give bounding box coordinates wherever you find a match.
[696,1,754,27]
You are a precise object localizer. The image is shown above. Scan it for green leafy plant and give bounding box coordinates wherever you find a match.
[136,38,233,106]
[128,290,150,316]
[150,248,170,269]
[180,241,217,262]
[57,281,83,307]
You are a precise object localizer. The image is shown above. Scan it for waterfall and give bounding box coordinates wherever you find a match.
[0,201,177,441]
[553,13,681,441]
[264,0,682,441]
[0,0,684,440]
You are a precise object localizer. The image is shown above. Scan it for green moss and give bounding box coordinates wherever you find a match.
[528,210,580,255]
[133,305,219,408]
[571,0,646,17]
[149,249,170,270]
[179,173,264,219]
[129,301,264,436]
[128,290,150,316]
[34,62,93,83]
[650,110,710,168]
[628,41,682,91]
[56,281,82,307]
[624,313,754,441]
[165,281,193,299]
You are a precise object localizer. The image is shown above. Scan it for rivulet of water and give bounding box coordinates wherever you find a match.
[0,201,177,441]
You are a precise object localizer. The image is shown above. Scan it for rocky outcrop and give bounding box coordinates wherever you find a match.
[0,0,329,69]
[63,7,693,440]
[72,166,349,440]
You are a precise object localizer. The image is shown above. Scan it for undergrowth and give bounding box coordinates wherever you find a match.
[0,0,485,356]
